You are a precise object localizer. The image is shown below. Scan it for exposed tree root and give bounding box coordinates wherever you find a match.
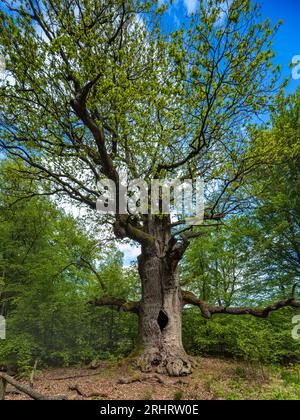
[69,383,108,399]
[134,346,196,377]
[118,373,166,385]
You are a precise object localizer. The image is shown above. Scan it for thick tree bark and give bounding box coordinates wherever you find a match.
[134,217,194,377]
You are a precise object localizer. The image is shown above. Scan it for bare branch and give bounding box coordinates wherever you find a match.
[89,297,140,314]
[171,213,226,228]
[182,285,300,319]
[79,257,106,291]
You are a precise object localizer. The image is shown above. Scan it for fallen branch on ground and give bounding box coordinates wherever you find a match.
[49,372,102,381]
[0,373,68,400]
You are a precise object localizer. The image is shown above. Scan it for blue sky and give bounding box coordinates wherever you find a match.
[158,0,300,94]
[261,0,300,93]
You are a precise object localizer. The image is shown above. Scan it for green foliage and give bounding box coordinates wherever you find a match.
[0,161,138,373]
[173,390,183,401]
[0,334,37,376]
[181,90,300,366]
[205,363,300,400]
[183,308,300,365]
[0,0,285,220]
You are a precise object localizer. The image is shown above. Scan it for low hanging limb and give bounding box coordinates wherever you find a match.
[182,284,300,319]
[90,286,300,319]
[89,297,140,314]
[0,373,67,400]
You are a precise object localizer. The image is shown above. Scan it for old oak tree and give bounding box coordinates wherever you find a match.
[0,0,299,376]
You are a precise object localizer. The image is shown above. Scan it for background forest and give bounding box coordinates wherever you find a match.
[0,89,299,377]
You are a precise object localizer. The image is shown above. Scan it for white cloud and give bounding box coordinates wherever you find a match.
[0,54,15,86]
[184,0,198,15]
[216,0,234,26]
[158,0,198,16]
[119,243,141,266]
[174,14,180,28]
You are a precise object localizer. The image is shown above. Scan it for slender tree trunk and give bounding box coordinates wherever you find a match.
[134,216,194,377]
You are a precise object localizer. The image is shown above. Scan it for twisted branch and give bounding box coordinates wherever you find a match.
[182,285,300,319]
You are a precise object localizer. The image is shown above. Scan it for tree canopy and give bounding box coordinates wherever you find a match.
[0,0,286,239]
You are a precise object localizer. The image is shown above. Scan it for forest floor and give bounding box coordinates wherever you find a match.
[5,357,300,401]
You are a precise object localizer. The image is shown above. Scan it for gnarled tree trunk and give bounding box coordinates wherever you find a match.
[134,217,194,377]
[94,214,300,377]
